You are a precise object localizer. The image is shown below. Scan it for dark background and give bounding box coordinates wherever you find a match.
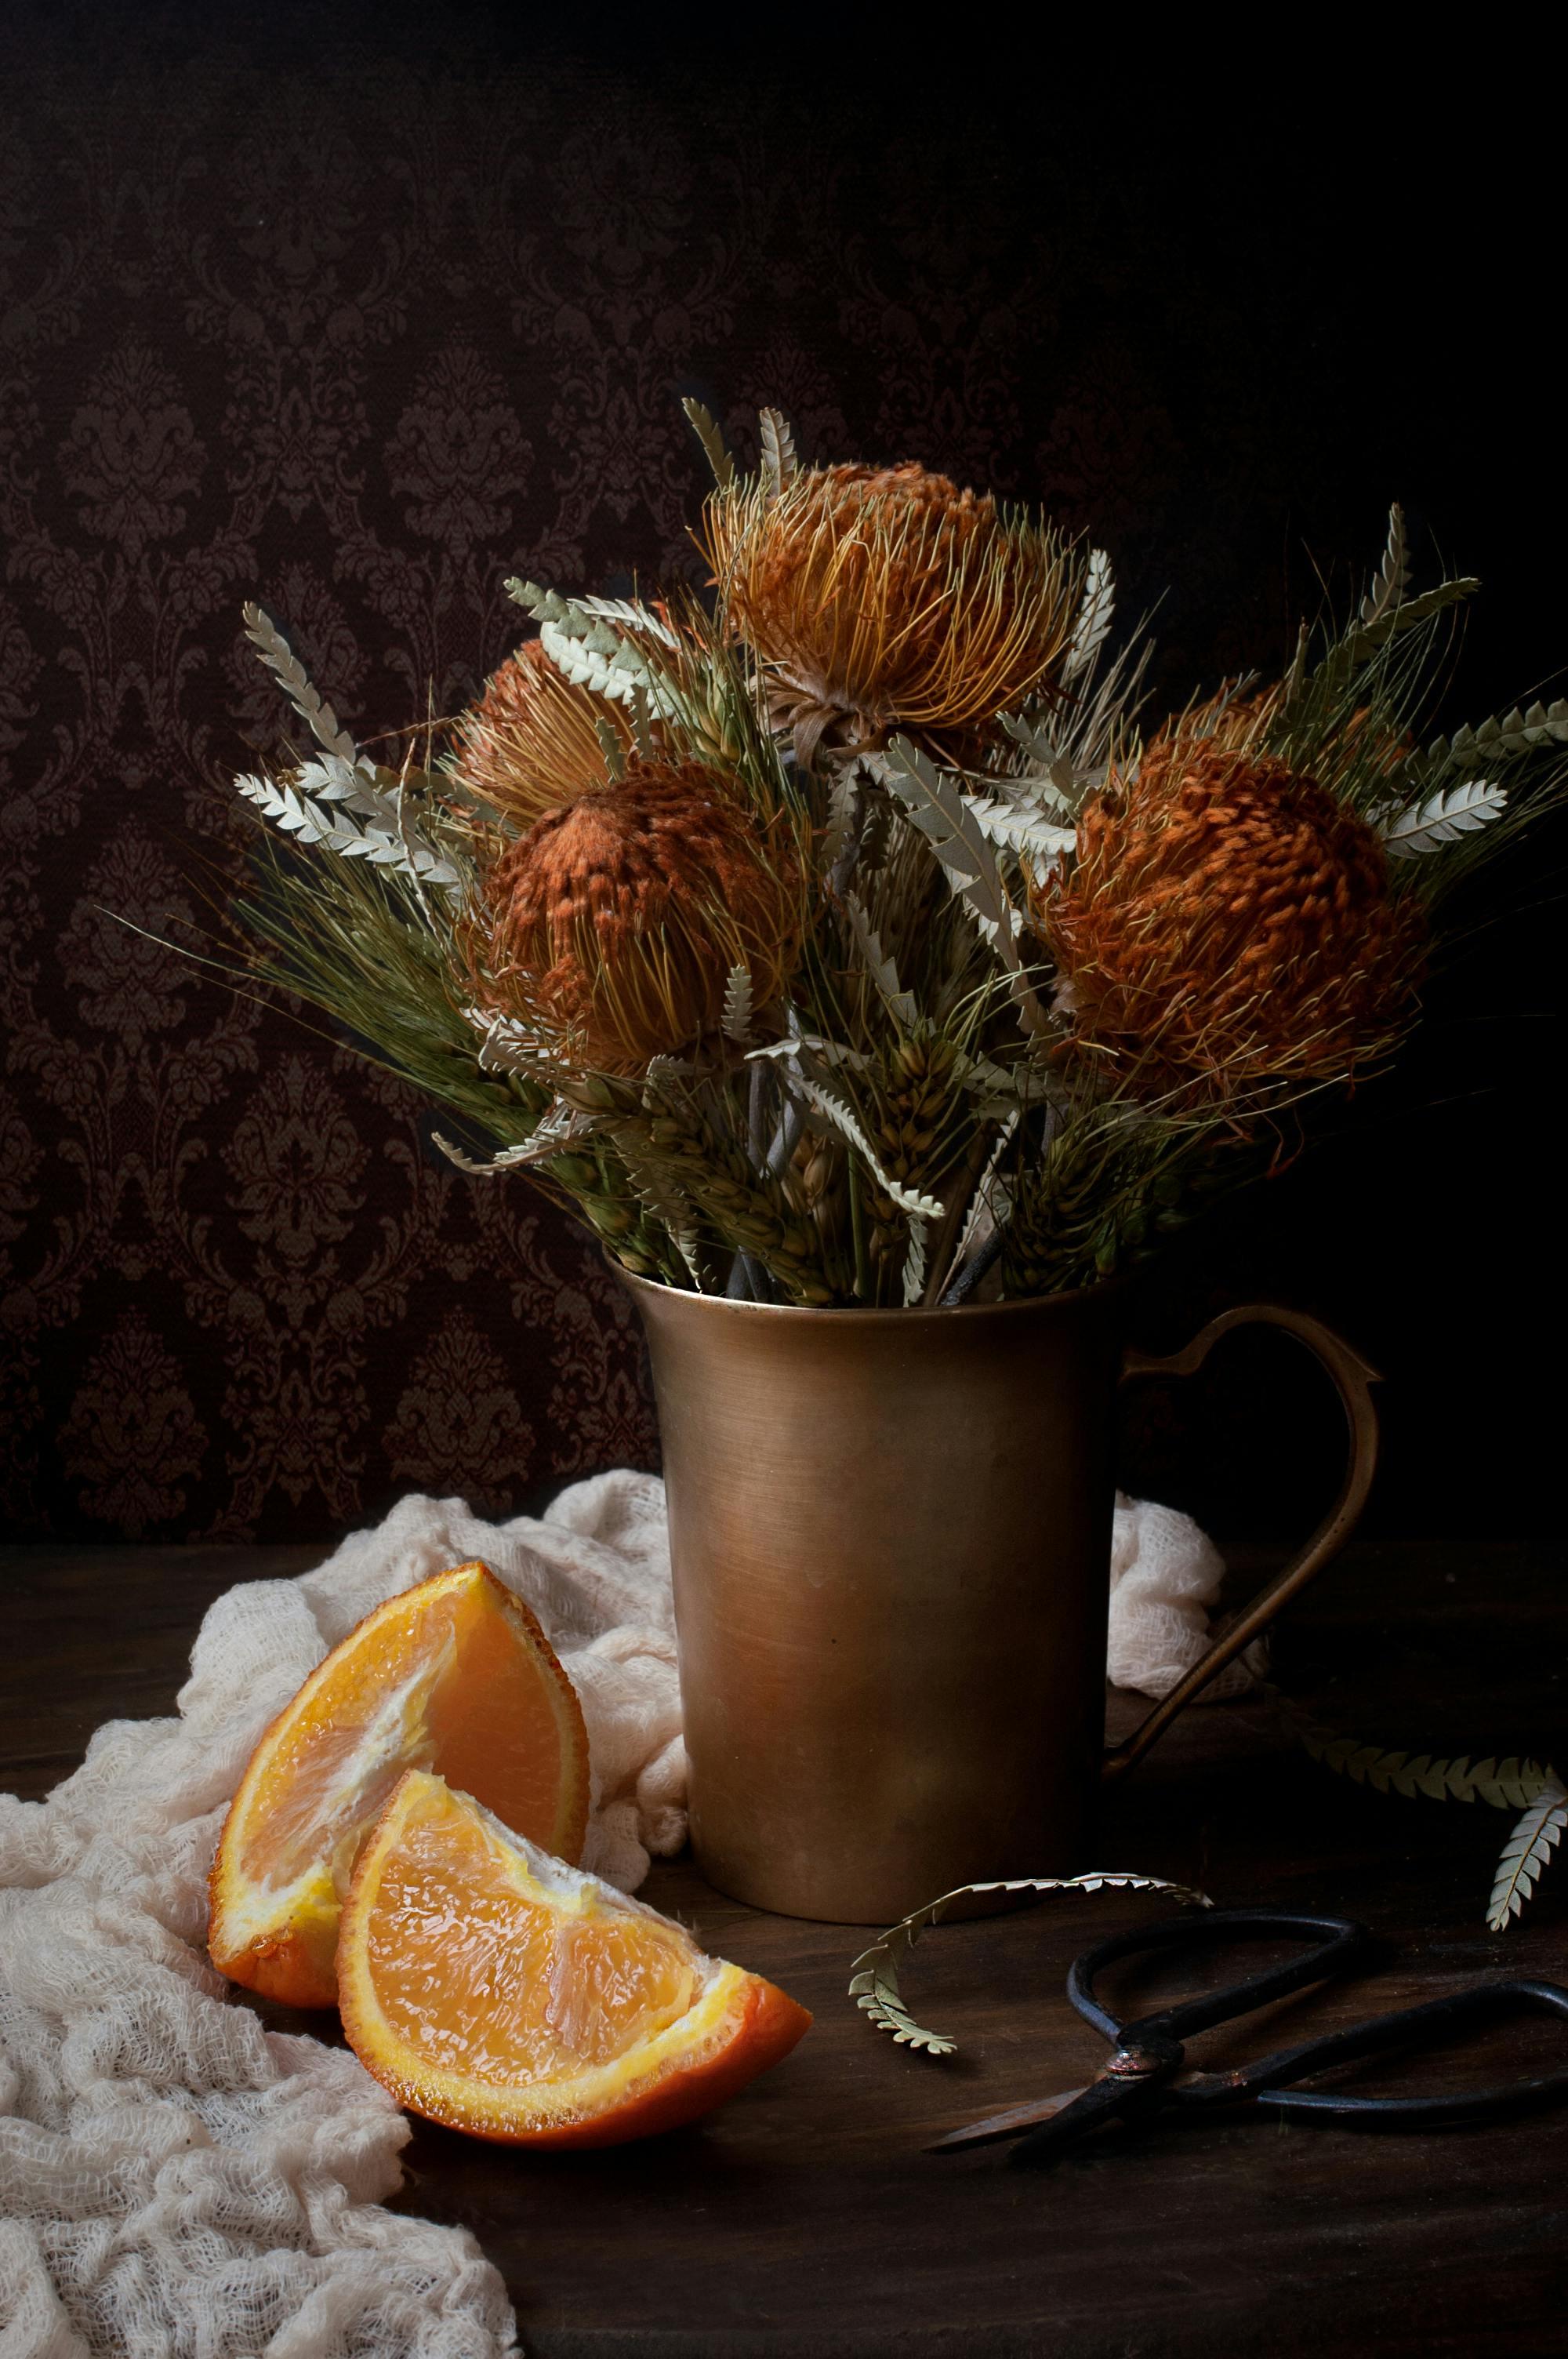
[2,15,1563,1543]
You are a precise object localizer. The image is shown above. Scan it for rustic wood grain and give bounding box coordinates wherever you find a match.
[4,1543,1565,2356]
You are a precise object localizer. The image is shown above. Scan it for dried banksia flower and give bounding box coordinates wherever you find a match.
[704,463,1082,767]
[1044,743,1425,1103]
[1146,685,1408,794]
[478,758,801,1071]
[451,639,633,827]
[1145,684,1282,761]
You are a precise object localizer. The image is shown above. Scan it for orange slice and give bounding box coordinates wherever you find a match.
[338,1770,811,2146]
[209,1563,588,2008]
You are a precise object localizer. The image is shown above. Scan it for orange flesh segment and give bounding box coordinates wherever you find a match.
[209,1563,588,2007]
[368,1783,700,2082]
[339,1772,811,2146]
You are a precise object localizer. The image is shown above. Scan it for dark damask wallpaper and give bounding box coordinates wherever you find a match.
[2,20,1564,1542]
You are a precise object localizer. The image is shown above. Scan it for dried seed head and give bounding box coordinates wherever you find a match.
[476,758,801,1071]
[1043,743,1425,1104]
[703,461,1081,767]
[451,639,633,826]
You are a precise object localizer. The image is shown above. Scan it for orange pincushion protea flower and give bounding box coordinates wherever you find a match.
[452,639,634,827]
[1044,743,1425,1104]
[479,758,801,1070]
[704,463,1081,766]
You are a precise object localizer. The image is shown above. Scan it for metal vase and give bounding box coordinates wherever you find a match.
[622,1273,1380,1925]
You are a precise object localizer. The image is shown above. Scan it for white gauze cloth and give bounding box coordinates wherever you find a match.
[0,1473,1235,2359]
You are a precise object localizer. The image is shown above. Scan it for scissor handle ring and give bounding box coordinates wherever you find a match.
[1068,1906,1369,2047]
[1246,1979,1568,2127]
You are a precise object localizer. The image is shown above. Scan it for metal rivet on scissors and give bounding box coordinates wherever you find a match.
[928,1907,1568,2168]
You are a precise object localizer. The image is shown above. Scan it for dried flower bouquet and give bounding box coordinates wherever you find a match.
[223,405,1567,1310]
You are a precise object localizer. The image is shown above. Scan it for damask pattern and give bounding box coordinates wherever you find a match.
[2,36,1559,1539]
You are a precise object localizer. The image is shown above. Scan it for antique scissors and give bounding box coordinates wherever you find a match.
[931,1908,1568,2167]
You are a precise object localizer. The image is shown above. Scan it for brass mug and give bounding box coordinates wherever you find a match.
[622,1274,1380,1925]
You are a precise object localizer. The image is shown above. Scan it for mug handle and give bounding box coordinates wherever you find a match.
[1102,1303,1381,1784]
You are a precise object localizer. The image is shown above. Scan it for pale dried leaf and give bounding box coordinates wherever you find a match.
[241,602,360,767]
[900,1215,928,1307]
[746,1031,869,1076]
[822,766,862,872]
[1062,547,1114,682]
[721,965,754,1045]
[235,769,461,889]
[1381,777,1508,858]
[960,787,1077,864]
[1486,1776,1567,1932]
[757,406,799,497]
[877,739,1049,1035]
[630,682,657,761]
[681,397,736,490]
[842,894,918,1029]
[430,1122,583,1176]
[593,714,627,781]
[787,1074,945,1219]
[848,1870,1213,2058]
[1416,698,1568,782]
[1359,503,1410,629]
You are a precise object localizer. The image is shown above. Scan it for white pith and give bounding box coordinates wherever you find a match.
[216,1621,456,1948]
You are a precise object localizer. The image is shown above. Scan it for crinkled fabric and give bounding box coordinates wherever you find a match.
[0,1470,1231,2357]
[1108,1488,1265,1699]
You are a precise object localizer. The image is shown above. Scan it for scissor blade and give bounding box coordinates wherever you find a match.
[927,2086,1090,2153]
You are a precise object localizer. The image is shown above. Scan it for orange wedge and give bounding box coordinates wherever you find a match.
[209,1563,588,2008]
[338,1771,811,2146]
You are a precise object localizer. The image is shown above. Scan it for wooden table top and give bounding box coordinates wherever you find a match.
[5,1539,1566,2357]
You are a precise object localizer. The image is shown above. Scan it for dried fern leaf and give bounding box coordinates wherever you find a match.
[629,682,657,761]
[1468,1756,1554,1810]
[994,714,1093,809]
[842,894,919,1029]
[900,1214,929,1307]
[1307,576,1480,700]
[1380,777,1508,857]
[468,1011,554,1078]
[747,1030,870,1076]
[822,766,864,877]
[877,739,1049,1034]
[1419,698,1568,775]
[618,1146,706,1287]
[241,603,361,768]
[441,777,511,830]
[1281,620,1311,708]
[641,1052,700,1095]
[568,594,681,646]
[877,740,1019,949]
[1285,1696,1555,1816]
[593,714,627,782]
[953,1052,1029,1121]
[721,965,754,1045]
[930,1110,1018,1299]
[848,1870,1213,2056]
[757,406,799,497]
[959,787,1077,865]
[681,397,736,490]
[1359,503,1410,629]
[506,580,682,717]
[786,1073,945,1219]
[1487,1776,1568,1931]
[235,765,461,889]
[431,1111,588,1176]
[1062,548,1114,682]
